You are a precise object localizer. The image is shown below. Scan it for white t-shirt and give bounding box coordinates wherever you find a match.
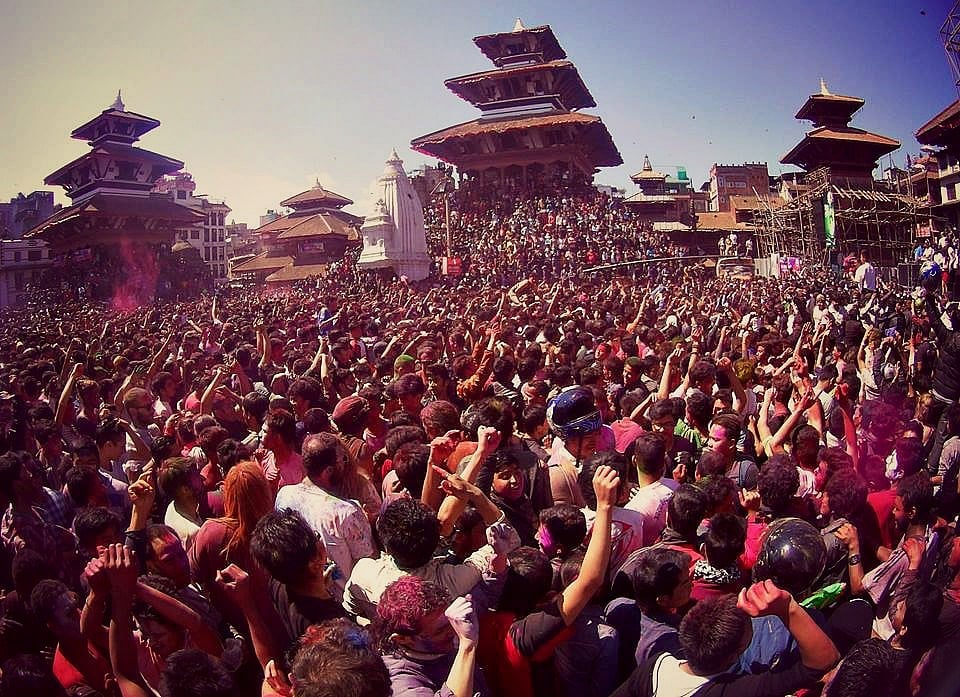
[855,262,877,291]
[164,500,202,549]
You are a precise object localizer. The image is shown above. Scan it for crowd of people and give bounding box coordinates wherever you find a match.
[422,185,695,284]
[3,179,960,697]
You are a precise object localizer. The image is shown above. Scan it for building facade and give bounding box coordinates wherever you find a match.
[709,163,770,212]
[153,172,231,281]
[0,239,54,307]
[916,100,960,233]
[0,191,59,239]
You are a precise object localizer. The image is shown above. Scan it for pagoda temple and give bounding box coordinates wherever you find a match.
[623,155,702,229]
[754,81,920,264]
[781,80,899,182]
[231,181,361,284]
[411,20,622,188]
[25,93,203,303]
[26,92,201,252]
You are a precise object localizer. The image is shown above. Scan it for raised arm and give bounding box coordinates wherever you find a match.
[657,345,682,401]
[738,580,838,672]
[55,362,83,426]
[557,466,618,625]
[104,544,151,697]
[216,564,281,670]
[135,579,222,656]
[768,389,818,454]
[200,368,228,415]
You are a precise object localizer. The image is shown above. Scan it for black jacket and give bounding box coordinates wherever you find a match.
[927,296,960,402]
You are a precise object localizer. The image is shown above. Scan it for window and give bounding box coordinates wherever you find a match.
[117,161,138,180]
[13,252,21,262]
[204,248,210,261]
[13,272,23,290]
[948,184,957,202]
[177,190,187,200]
[203,230,209,243]
[191,230,200,240]
[27,250,41,261]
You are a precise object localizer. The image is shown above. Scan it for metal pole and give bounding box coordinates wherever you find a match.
[444,186,452,260]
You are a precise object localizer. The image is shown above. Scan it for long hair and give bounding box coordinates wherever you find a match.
[217,461,272,558]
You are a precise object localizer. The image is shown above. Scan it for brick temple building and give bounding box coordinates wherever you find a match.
[231,182,361,284]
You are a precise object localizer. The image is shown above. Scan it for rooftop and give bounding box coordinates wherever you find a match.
[473,22,566,65]
[780,126,900,168]
[231,252,294,273]
[279,182,353,210]
[444,60,595,110]
[916,98,960,146]
[411,111,622,167]
[265,262,329,283]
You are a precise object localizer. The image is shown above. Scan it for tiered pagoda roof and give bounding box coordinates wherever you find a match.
[232,181,361,283]
[630,155,667,184]
[444,60,596,111]
[780,80,899,180]
[411,20,622,179]
[25,92,202,252]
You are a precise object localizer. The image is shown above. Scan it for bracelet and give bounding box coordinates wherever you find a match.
[848,554,862,566]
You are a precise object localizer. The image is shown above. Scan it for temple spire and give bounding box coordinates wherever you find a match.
[642,154,652,171]
[513,17,526,32]
[111,89,125,111]
[819,78,830,96]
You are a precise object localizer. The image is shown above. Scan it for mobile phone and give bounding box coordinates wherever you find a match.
[884,328,898,338]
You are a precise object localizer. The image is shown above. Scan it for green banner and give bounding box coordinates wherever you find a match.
[824,190,836,248]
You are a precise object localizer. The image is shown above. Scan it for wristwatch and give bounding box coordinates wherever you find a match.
[847,554,862,566]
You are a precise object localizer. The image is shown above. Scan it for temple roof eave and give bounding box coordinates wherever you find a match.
[279,186,354,210]
[70,108,161,142]
[780,128,899,169]
[794,93,865,122]
[472,25,567,64]
[916,98,960,146]
[411,112,622,168]
[443,60,596,110]
[44,144,185,187]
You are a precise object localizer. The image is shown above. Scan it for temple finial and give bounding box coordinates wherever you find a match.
[111,89,125,111]
[819,78,831,96]
[513,17,526,32]
[642,154,652,171]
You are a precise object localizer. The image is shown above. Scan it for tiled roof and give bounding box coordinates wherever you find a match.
[411,112,622,167]
[265,263,329,283]
[230,253,293,273]
[279,186,353,210]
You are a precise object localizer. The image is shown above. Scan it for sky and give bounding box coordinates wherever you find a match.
[1,0,957,226]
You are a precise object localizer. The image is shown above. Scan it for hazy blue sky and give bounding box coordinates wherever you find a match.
[1,0,956,225]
